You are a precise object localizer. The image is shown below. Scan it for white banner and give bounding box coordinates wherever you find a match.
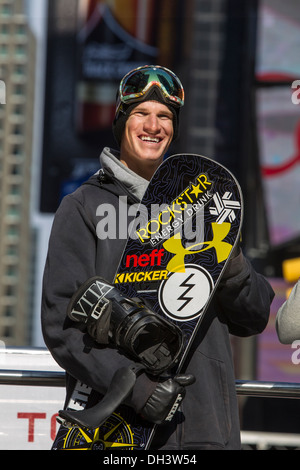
[0,348,65,450]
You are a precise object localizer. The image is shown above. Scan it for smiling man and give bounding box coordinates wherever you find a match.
[119,101,174,179]
[112,65,182,180]
[42,65,274,450]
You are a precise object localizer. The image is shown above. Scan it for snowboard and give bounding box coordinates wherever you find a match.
[52,153,243,450]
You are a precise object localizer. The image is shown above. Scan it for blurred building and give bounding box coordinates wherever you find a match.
[0,0,36,345]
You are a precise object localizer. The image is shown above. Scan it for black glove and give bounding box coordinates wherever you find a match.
[67,277,184,375]
[140,374,195,424]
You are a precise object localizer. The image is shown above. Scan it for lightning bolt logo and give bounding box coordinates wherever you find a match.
[177,274,195,311]
[158,264,213,322]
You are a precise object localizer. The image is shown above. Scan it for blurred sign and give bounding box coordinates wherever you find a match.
[256,0,300,247]
[257,88,300,245]
[75,0,174,134]
[40,0,185,212]
[256,0,300,81]
[0,348,65,450]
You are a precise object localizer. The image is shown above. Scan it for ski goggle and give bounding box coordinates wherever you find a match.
[117,65,185,111]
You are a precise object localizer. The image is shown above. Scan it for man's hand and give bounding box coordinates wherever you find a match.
[141,374,195,424]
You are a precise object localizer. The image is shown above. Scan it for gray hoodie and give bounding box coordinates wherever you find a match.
[100,147,148,201]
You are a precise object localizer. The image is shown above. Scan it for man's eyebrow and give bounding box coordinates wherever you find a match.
[158,109,173,117]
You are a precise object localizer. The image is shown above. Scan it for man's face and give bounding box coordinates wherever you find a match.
[120,100,174,179]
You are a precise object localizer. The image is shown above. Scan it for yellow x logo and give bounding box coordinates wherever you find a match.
[164,222,233,273]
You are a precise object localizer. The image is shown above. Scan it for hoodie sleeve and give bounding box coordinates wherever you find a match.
[215,250,274,337]
[41,192,158,404]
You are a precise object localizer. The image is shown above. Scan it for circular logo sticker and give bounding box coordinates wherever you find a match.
[158,264,214,322]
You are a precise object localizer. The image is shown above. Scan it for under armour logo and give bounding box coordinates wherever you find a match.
[209,192,241,223]
[164,222,233,272]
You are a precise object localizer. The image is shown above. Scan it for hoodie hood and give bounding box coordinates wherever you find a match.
[99,147,149,202]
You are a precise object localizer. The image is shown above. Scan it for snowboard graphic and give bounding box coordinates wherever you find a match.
[52,154,243,450]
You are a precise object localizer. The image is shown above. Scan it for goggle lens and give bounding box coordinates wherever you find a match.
[119,66,184,107]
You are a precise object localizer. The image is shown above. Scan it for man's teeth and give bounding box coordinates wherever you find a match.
[141,136,160,143]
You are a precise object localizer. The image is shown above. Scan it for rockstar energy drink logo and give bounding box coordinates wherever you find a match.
[135,173,213,246]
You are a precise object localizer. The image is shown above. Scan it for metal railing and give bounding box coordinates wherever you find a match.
[0,369,65,387]
[235,379,300,399]
[1,369,300,399]
[1,368,300,449]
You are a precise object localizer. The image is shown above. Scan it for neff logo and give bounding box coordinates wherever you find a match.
[291,80,300,105]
